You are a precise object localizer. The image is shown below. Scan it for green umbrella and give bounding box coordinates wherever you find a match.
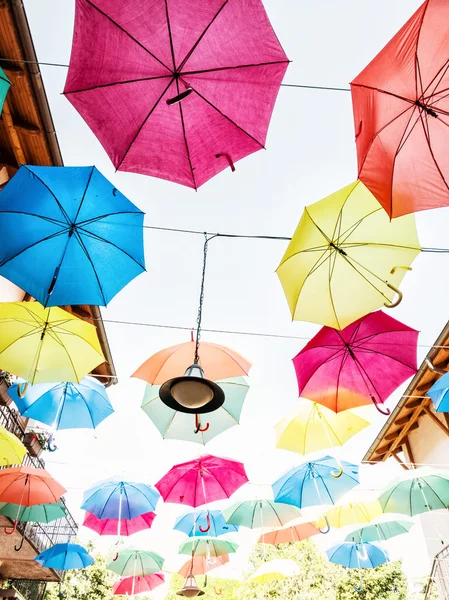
[107,548,164,577]
[179,537,238,557]
[345,519,414,543]
[222,499,302,529]
[0,501,66,523]
[0,67,10,115]
[141,377,249,444]
[378,468,449,516]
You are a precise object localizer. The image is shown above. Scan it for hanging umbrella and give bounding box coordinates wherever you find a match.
[276,180,420,330]
[0,165,145,307]
[0,424,27,466]
[83,511,156,536]
[155,454,248,509]
[351,0,449,217]
[113,574,165,596]
[258,522,320,545]
[0,66,10,114]
[179,537,238,557]
[275,402,370,455]
[179,555,229,577]
[345,519,414,543]
[133,339,250,384]
[63,0,289,189]
[0,501,66,523]
[292,311,418,415]
[0,302,104,384]
[174,509,238,538]
[82,478,160,520]
[35,543,94,570]
[326,542,389,569]
[272,456,359,531]
[8,377,114,430]
[249,559,300,583]
[427,373,449,413]
[316,501,383,529]
[107,548,165,577]
[222,499,302,529]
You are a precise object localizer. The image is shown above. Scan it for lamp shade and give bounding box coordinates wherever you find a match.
[159,364,225,414]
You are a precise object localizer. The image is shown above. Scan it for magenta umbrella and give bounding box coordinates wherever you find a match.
[63,0,289,189]
[293,311,418,415]
[83,511,156,537]
[113,573,165,596]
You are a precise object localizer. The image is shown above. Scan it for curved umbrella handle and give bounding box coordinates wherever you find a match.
[207,557,217,566]
[319,515,331,535]
[384,282,403,309]
[215,153,235,172]
[48,433,58,453]
[17,381,29,398]
[194,414,210,434]
[199,513,211,533]
[112,551,119,562]
[353,575,363,593]
[166,87,193,105]
[14,535,24,552]
[214,586,223,595]
[331,465,343,478]
[374,402,390,416]
[4,520,17,535]
[357,544,368,562]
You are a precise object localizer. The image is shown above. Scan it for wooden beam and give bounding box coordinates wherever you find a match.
[422,405,449,437]
[405,398,425,410]
[403,438,416,467]
[384,422,419,441]
[395,414,415,427]
[383,403,427,461]
[392,452,410,470]
[13,121,40,136]
[1,99,25,165]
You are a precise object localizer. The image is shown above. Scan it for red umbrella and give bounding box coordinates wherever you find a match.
[64,0,289,189]
[351,0,449,217]
[179,554,229,577]
[155,454,248,508]
[293,311,418,415]
[113,573,164,595]
[83,511,156,536]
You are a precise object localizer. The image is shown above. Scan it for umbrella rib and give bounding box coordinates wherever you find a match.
[181,60,290,77]
[71,229,108,305]
[75,226,146,269]
[176,78,197,189]
[419,106,449,193]
[423,61,449,101]
[22,166,71,225]
[75,210,143,228]
[73,166,95,223]
[164,0,176,70]
[0,229,70,269]
[327,247,340,330]
[64,74,172,95]
[353,346,416,372]
[0,210,66,226]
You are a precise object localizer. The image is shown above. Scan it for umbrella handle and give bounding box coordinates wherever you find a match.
[14,535,24,552]
[353,575,363,593]
[4,520,17,535]
[17,381,29,398]
[331,465,343,479]
[215,153,235,172]
[374,402,390,416]
[357,545,368,561]
[214,586,223,595]
[319,515,331,534]
[166,87,193,105]
[112,551,119,561]
[199,513,211,533]
[48,433,58,452]
[383,282,403,309]
[194,414,210,434]
[207,557,217,566]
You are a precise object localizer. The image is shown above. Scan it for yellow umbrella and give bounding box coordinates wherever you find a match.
[275,402,370,456]
[276,181,420,329]
[0,302,104,384]
[317,500,383,529]
[249,559,300,584]
[0,425,27,466]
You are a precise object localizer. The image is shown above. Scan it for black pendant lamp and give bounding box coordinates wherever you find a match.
[159,235,225,417]
[176,553,205,597]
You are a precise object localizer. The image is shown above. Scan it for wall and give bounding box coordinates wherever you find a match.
[0,277,24,302]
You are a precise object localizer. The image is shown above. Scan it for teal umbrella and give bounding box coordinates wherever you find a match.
[141,377,249,444]
[107,548,164,577]
[0,501,66,523]
[179,537,238,557]
[222,499,302,529]
[345,519,414,543]
[0,67,10,115]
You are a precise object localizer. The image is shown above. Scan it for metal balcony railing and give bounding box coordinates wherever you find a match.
[425,544,449,599]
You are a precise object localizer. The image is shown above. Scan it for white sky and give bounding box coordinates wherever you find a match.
[19,0,449,594]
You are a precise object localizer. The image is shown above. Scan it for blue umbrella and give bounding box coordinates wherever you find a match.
[174,510,239,538]
[428,373,449,412]
[272,456,359,532]
[35,543,94,570]
[0,165,145,307]
[8,377,114,430]
[82,478,160,520]
[326,542,390,569]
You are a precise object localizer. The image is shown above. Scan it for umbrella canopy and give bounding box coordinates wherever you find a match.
[0,501,66,523]
[82,478,160,520]
[428,373,449,413]
[249,559,300,583]
[0,466,66,506]
[174,510,238,538]
[63,0,289,189]
[326,542,390,569]
[345,519,414,543]
[0,67,10,114]
[113,574,165,596]
[0,424,27,466]
[351,0,449,217]
[317,501,383,529]
[107,548,165,577]
[179,555,229,577]
[0,165,145,307]
[292,311,418,414]
[222,499,302,529]
[83,511,156,537]
[378,468,449,516]
[258,522,320,545]
[35,543,94,570]
[8,377,114,430]
[133,340,250,384]
[275,402,370,455]
[179,537,238,557]
[155,454,248,508]
[272,456,359,510]
[276,181,420,330]
[0,302,104,384]
[142,377,249,444]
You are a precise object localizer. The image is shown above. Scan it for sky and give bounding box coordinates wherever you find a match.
[16,0,449,594]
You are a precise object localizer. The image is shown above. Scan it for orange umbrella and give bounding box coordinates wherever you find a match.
[178,554,229,577]
[259,523,320,546]
[133,338,251,384]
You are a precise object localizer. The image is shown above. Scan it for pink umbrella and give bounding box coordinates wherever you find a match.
[155,454,248,508]
[293,311,418,415]
[63,0,289,189]
[113,573,165,596]
[83,511,156,536]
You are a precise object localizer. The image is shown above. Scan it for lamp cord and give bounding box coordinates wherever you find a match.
[194,234,217,364]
